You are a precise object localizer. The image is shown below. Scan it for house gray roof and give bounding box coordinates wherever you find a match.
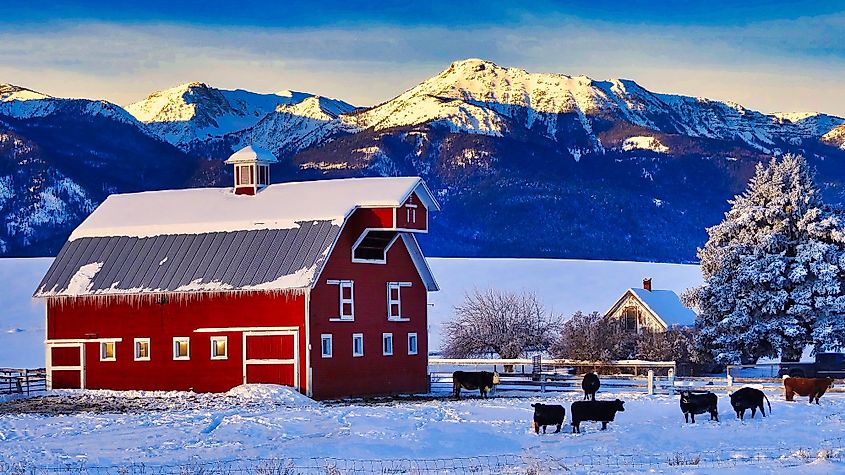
[629,288,697,327]
[35,221,341,297]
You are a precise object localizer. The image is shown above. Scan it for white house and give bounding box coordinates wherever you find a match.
[604,278,697,332]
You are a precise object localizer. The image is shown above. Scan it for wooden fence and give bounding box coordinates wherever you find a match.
[429,358,845,396]
[0,368,46,396]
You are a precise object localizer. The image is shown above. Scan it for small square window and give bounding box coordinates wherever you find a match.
[100,341,116,362]
[134,338,150,361]
[321,334,333,358]
[383,333,393,356]
[211,336,227,360]
[352,333,364,357]
[173,337,190,360]
[408,333,418,355]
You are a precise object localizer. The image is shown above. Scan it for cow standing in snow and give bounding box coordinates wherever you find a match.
[570,399,625,433]
[729,387,771,420]
[679,391,719,423]
[531,403,566,434]
[582,372,600,401]
[783,376,833,404]
[452,371,500,399]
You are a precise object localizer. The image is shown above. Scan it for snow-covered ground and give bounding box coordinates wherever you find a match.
[0,386,842,473]
[0,257,701,368]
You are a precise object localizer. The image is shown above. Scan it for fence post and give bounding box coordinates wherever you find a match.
[540,374,546,393]
[726,367,733,392]
[647,370,654,395]
[667,368,675,395]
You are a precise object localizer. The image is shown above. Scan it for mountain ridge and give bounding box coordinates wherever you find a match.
[2,59,845,261]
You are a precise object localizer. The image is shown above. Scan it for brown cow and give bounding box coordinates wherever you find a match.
[783,376,834,404]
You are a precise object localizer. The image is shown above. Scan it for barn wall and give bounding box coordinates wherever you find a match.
[395,192,427,231]
[46,292,307,392]
[310,208,429,400]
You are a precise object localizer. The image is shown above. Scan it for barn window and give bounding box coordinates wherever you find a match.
[321,334,333,358]
[173,337,190,360]
[237,164,253,185]
[387,282,412,320]
[134,338,150,361]
[382,333,394,356]
[100,342,116,362]
[405,204,417,224]
[408,333,418,355]
[352,333,364,357]
[352,230,399,263]
[257,164,269,186]
[210,336,227,360]
[327,280,355,321]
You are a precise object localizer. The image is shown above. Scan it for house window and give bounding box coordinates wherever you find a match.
[321,334,333,358]
[134,338,150,361]
[210,336,227,360]
[100,342,116,362]
[352,230,398,263]
[383,333,394,356]
[408,333,418,355]
[623,307,638,332]
[237,164,253,185]
[352,333,364,357]
[387,282,412,320]
[173,337,190,360]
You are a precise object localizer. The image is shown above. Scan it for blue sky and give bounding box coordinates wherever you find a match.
[3,1,845,114]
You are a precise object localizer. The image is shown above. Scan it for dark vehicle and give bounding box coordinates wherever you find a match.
[778,353,845,378]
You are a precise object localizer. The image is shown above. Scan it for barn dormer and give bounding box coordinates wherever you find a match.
[225,146,278,195]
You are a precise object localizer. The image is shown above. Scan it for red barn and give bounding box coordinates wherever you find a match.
[34,146,440,400]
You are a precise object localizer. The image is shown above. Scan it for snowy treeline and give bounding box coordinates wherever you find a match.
[685,154,845,363]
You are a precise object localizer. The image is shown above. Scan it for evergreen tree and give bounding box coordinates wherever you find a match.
[687,155,845,363]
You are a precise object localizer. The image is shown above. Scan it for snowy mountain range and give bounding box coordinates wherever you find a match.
[2,59,845,260]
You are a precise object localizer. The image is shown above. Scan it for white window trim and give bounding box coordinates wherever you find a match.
[387,281,412,321]
[406,204,417,224]
[382,333,394,356]
[321,334,333,358]
[327,280,355,321]
[173,337,190,361]
[100,341,116,362]
[237,164,254,186]
[351,229,401,264]
[210,336,228,360]
[134,338,150,362]
[352,333,364,357]
[408,333,418,355]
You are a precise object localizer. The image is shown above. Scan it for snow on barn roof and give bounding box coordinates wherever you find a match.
[35,177,439,297]
[69,176,438,241]
[628,288,697,327]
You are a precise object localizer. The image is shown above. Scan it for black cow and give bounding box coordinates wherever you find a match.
[582,373,600,401]
[570,399,625,433]
[679,391,719,423]
[452,371,500,399]
[729,387,771,420]
[531,403,566,434]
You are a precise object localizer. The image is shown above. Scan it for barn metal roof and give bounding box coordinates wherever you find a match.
[34,221,341,297]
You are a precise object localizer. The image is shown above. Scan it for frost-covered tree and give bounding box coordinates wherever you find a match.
[441,289,562,365]
[551,311,634,361]
[686,154,845,363]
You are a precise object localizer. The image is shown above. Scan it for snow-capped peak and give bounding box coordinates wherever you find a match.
[0,84,52,102]
[125,82,316,147]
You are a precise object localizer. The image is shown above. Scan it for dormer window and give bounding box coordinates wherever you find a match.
[225,146,277,195]
[352,230,399,263]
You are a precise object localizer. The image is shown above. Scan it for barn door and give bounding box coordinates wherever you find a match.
[242,330,299,389]
[47,343,85,389]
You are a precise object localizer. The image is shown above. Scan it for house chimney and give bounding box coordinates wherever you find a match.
[224,145,278,195]
[643,278,652,292]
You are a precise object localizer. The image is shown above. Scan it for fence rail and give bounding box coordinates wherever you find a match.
[0,368,46,396]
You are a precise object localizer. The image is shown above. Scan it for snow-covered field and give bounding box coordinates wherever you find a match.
[0,257,701,368]
[0,385,842,473]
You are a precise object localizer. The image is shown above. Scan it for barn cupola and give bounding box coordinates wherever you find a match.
[225,145,278,195]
